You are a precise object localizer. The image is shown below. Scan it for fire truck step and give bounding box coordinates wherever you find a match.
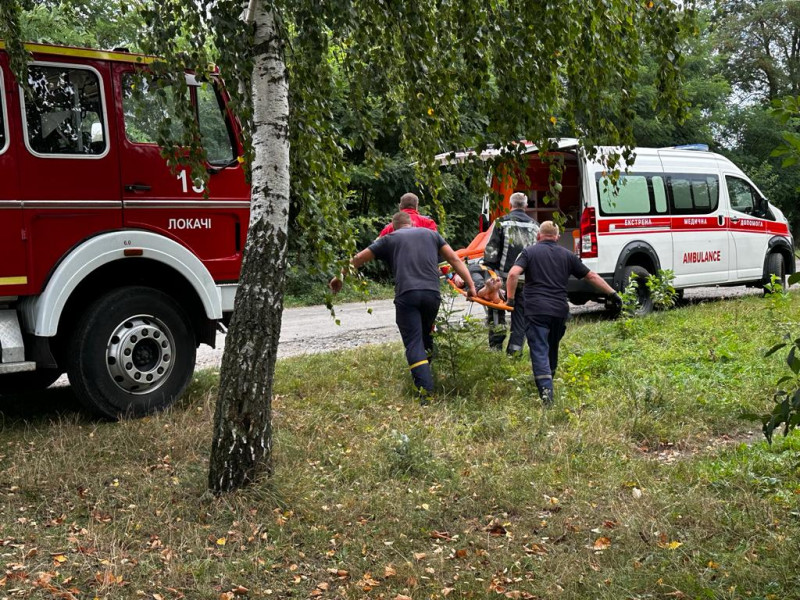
[0,310,26,364]
[0,361,36,374]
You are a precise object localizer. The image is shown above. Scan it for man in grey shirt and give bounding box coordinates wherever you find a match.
[330,212,476,400]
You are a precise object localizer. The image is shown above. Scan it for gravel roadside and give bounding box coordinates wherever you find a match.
[195,280,772,369]
[45,276,783,388]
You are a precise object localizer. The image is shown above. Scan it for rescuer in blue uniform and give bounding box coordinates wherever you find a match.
[330,212,477,400]
[506,221,621,405]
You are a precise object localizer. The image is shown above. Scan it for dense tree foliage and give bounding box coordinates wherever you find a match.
[20,0,795,492]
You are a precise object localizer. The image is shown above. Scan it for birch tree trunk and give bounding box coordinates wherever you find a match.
[208,2,289,493]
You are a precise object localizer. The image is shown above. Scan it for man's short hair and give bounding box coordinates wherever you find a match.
[392,211,412,230]
[539,221,559,237]
[509,192,528,210]
[399,193,419,210]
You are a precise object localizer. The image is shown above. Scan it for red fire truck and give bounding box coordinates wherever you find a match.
[0,43,249,417]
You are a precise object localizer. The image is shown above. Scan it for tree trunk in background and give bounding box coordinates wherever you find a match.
[208,2,289,493]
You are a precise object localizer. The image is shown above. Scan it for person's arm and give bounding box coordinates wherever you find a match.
[439,244,477,297]
[505,265,523,306]
[583,271,616,295]
[329,248,375,294]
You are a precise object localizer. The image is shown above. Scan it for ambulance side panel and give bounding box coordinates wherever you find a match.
[586,150,671,280]
[658,150,731,287]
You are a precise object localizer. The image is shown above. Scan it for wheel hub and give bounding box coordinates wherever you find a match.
[106,315,175,394]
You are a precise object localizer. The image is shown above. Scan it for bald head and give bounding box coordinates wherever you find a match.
[392,211,412,230]
[538,221,559,240]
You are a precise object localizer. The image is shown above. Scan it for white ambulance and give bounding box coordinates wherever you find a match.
[459,140,795,312]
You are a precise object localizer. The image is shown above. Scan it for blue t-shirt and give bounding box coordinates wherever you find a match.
[514,240,590,318]
[368,228,447,297]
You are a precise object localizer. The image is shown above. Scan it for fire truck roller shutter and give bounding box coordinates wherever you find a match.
[19,230,223,338]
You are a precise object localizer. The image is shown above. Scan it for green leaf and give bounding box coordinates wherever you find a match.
[765,342,787,357]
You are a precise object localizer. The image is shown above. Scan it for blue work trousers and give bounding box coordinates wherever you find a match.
[394,290,441,394]
[525,314,567,400]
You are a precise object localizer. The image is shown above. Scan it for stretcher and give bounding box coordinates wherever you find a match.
[445,276,514,311]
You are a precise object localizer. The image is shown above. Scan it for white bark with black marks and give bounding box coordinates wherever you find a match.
[208,2,289,493]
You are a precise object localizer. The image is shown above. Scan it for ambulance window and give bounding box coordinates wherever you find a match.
[598,174,650,215]
[652,176,667,212]
[23,65,107,156]
[197,83,236,165]
[668,175,719,215]
[726,177,756,214]
[122,73,185,144]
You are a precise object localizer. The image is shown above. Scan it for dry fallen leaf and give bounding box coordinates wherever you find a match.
[593,537,612,551]
[413,552,426,561]
[384,565,397,577]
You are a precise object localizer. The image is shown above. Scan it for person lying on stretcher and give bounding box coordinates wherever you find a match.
[452,272,506,303]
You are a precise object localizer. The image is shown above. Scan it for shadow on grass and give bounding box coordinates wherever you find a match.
[0,384,87,425]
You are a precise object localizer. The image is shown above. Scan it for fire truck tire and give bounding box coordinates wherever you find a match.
[621,265,654,316]
[0,369,62,395]
[764,252,786,291]
[67,287,196,419]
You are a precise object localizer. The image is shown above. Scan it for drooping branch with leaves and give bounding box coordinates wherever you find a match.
[3,0,695,493]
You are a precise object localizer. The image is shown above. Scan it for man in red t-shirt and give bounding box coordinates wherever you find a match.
[378,193,438,237]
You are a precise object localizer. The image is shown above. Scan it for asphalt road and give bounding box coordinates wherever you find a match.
[195,279,772,369]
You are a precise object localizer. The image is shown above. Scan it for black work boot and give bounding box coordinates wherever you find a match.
[539,387,554,407]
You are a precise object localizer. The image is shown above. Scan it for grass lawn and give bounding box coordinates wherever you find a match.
[1,292,799,599]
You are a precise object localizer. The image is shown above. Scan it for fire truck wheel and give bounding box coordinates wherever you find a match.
[764,252,786,292]
[0,369,62,395]
[621,265,654,316]
[67,287,196,419]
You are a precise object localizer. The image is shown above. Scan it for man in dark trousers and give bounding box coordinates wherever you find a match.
[330,212,476,400]
[506,221,621,405]
[378,192,438,237]
[483,192,540,354]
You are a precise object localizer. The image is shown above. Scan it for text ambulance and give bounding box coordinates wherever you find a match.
[444,140,794,313]
[0,43,249,417]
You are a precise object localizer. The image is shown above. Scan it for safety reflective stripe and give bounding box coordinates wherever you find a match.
[409,359,429,370]
[0,42,159,64]
[534,374,552,380]
[0,276,27,286]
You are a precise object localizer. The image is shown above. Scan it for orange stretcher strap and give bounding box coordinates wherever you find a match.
[446,277,514,312]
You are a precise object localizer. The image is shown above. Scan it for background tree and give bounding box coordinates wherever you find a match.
[2,0,696,493]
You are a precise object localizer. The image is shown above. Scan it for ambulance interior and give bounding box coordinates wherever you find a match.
[487,149,582,253]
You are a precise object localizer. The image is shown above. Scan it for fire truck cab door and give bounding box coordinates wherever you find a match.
[15,57,122,294]
[114,65,248,282]
[0,59,27,295]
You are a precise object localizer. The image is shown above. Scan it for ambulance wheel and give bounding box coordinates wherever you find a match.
[0,369,62,395]
[67,286,195,419]
[621,265,654,316]
[764,252,786,292]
